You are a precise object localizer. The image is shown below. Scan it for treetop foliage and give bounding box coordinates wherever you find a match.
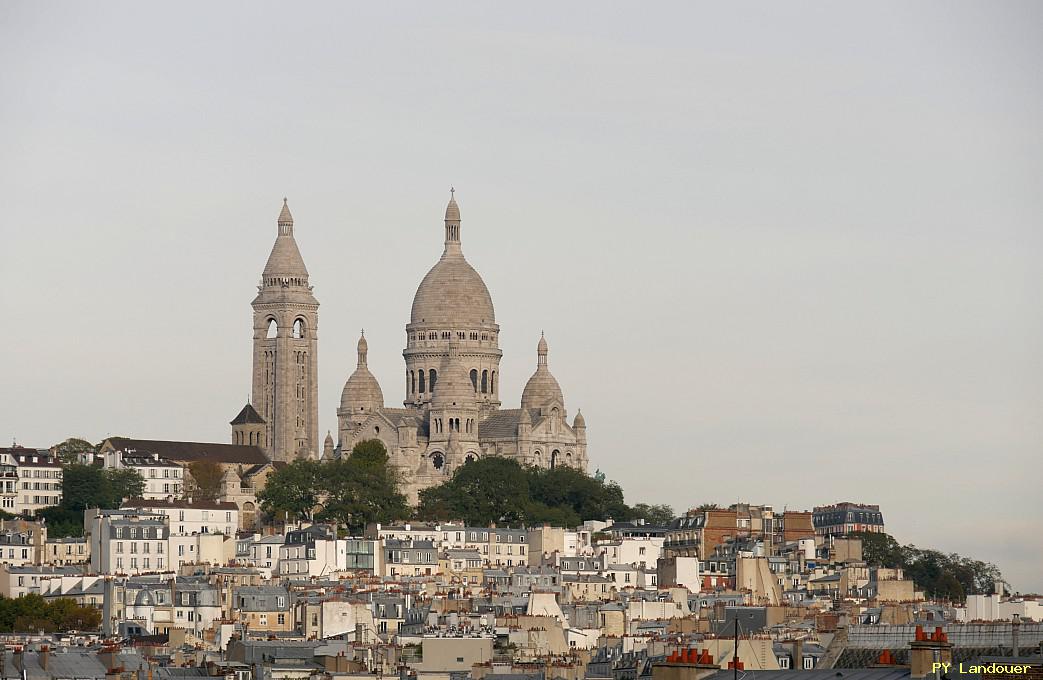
[258,439,409,533]
[418,457,650,527]
[0,594,100,632]
[852,531,1002,599]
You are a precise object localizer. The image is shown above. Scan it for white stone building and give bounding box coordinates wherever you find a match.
[86,509,171,576]
[0,448,63,515]
[122,498,239,537]
[102,449,184,499]
[331,192,589,503]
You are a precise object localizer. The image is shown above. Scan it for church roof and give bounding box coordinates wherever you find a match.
[410,194,495,326]
[230,403,265,425]
[262,199,310,280]
[521,334,564,410]
[104,437,270,466]
[478,409,541,439]
[340,333,384,411]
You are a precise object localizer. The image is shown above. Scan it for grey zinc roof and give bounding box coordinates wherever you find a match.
[478,409,540,439]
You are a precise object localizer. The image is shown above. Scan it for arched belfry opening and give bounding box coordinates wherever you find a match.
[251,198,319,461]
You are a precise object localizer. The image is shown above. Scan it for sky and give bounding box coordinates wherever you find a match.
[1,2,1041,591]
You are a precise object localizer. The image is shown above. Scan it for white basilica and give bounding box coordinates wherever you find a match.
[331,191,588,503]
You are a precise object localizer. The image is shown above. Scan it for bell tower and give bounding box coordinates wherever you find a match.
[251,199,319,461]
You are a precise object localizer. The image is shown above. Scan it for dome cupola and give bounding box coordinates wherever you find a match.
[340,331,384,412]
[409,190,495,326]
[521,333,564,410]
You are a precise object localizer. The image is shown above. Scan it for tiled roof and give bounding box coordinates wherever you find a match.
[230,403,265,425]
[477,409,537,439]
[123,498,239,511]
[105,437,270,465]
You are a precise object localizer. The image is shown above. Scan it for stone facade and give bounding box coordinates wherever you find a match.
[334,192,589,503]
[250,200,319,461]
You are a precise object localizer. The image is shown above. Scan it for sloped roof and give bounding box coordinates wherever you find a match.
[478,409,538,439]
[230,403,265,425]
[104,437,269,465]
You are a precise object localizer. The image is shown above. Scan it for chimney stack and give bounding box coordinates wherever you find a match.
[793,639,804,671]
[40,645,49,671]
[909,627,952,679]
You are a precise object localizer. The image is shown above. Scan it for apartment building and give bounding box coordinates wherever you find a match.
[102,449,184,499]
[87,509,171,575]
[0,448,63,515]
[812,502,885,537]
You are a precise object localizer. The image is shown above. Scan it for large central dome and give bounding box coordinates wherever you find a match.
[410,256,495,325]
[409,193,495,326]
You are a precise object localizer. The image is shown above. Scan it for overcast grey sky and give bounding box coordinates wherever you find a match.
[2,1,1041,590]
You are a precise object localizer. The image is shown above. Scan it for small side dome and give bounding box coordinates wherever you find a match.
[521,333,564,411]
[573,410,586,428]
[340,332,384,412]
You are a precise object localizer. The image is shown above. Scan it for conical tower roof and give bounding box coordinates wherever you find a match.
[263,198,310,280]
[230,402,265,425]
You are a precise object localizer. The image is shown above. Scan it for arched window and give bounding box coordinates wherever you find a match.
[465,453,476,464]
[418,370,426,393]
[481,370,488,394]
[551,449,560,469]
[292,319,305,338]
[431,453,445,470]
[491,371,496,393]
[429,369,437,391]
[470,369,478,392]
[266,319,278,338]
[411,371,416,394]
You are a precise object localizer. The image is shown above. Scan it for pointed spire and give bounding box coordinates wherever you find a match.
[357,331,369,366]
[262,197,309,281]
[444,188,461,253]
[278,197,293,234]
[537,332,549,366]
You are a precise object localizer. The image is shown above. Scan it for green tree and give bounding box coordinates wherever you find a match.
[852,531,905,568]
[34,507,83,538]
[50,438,97,465]
[258,459,323,521]
[184,460,224,501]
[61,464,144,512]
[0,595,101,633]
[105,468,145,505]
[61,464,108,512]
[418,457,532,525]
[852,531,1003,597]
[320,440,409,533]
[529,466,629,522]
[629,503,675,526]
